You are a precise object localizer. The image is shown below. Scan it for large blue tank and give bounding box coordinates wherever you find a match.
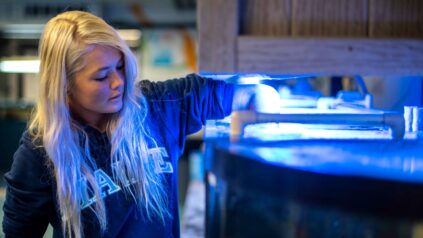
[204,136,423,238]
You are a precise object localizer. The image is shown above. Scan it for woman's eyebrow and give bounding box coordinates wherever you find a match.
[92,57,124,74]
[94,66,111,73]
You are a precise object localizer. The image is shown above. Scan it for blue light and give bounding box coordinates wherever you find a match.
[243,122,392,141]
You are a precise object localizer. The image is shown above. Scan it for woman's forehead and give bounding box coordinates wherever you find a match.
[80,45,123,73]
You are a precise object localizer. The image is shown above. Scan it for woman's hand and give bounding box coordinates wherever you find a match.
[232,83,280,114]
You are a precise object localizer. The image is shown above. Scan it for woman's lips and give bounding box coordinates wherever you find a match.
[109,94,121,100]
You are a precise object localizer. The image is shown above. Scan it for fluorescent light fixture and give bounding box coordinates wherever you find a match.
[117,29,142,47]
[117,29,142,41]
[0,23,45,39]
[0,59,40,73]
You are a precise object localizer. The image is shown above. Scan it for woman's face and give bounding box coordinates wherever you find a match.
[68,45,125,126]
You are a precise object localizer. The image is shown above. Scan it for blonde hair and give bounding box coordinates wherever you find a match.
[29,11,169,237]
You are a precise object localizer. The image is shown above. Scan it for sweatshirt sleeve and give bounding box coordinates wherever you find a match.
[139,73,234,137]
[2,133,53,238]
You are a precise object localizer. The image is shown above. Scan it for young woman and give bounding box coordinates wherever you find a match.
[2,11,234,238]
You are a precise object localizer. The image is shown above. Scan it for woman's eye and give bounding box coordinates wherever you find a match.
[94,74,108,81]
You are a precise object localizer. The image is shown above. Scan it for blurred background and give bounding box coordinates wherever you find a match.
[0,0,422,237]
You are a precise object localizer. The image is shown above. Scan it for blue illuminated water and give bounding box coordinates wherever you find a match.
[227,140,423,184]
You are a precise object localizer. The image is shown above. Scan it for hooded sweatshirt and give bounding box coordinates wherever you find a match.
[2,74,234,238]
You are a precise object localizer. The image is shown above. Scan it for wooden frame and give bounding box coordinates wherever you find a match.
[198,0,423,75]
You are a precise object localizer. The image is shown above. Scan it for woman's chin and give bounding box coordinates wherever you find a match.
[106,102,123,113]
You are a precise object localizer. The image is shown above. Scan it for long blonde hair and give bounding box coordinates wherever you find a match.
[29,10,169,237]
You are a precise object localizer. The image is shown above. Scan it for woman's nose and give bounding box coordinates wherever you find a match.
[110,70,125,89]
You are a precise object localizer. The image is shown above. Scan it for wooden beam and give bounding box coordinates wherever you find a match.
[197,0,239,73]
[237,36,423,75]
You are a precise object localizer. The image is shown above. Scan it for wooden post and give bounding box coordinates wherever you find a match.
[198,0,239,73]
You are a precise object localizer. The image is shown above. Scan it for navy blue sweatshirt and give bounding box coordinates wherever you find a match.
[2,74,234,238]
